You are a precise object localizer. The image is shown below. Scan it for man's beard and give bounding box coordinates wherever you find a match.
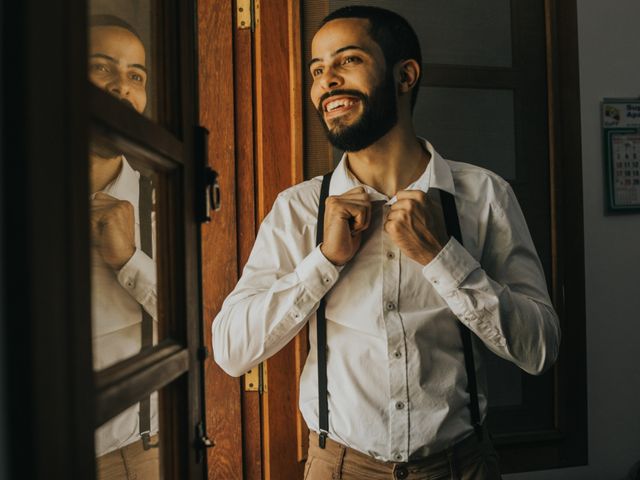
[316,71,398,152]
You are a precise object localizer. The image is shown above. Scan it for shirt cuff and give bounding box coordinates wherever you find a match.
[295,245,342,300]
[422,237,480,295]
[117,249,156,306]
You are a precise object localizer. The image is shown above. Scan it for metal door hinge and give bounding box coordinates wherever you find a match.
[244,362,267,393]
[237,0,259,31]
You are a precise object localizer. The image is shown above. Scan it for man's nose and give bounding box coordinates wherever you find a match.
[107,72,130,97]
[319,67,343,90]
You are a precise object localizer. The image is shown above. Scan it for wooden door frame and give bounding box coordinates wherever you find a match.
[201,0,305,478]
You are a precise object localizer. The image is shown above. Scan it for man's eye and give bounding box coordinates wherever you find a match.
[343,56,360,65]
[129,72,145,83]
[312,67,323,77]
[91,63,109,73]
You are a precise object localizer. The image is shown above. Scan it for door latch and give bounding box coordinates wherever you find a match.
[195,125,221,222]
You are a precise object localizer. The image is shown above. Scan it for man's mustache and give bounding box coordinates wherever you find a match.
[317,89,367,112]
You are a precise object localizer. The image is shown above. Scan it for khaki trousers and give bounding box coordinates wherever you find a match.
[96,436,159,480]
[304,430,502,480]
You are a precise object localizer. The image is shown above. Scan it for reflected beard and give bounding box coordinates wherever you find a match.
[316,72,398,152]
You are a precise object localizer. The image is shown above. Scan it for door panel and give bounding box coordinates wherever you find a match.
[197,1,245,479]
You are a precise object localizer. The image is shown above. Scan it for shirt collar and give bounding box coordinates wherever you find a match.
[101,156,140,209]
[328,138,455,202]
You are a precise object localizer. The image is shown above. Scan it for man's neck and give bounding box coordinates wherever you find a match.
[345,120,430,198]
[90,154,123,194]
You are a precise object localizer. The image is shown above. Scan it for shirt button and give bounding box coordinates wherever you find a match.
[386,251,396,260]
[395,401,405,410]
[386,302,396,311]
[322,276,331,284]
[126,280,135,288]
[393,350,402,358]
[432,278,439,285]
[394,453,404,461]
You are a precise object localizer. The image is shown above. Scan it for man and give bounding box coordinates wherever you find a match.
[88,15,159,479]
[213,6,560,479]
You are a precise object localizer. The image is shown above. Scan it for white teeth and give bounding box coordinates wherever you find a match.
[326,98,356,112]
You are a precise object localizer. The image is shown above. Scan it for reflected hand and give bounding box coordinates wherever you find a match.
[320,186,371,266]
[384,190,449,265]
[90,192,136,270]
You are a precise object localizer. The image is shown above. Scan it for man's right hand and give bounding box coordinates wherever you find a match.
[320,186,371,266]
[90,192,136,271]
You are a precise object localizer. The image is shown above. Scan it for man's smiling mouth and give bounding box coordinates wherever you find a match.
[322,96,361,118]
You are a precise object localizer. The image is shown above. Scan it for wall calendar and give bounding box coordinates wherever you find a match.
[602,97,640,212]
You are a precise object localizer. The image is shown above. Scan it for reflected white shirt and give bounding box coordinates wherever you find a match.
[212,140,560,461]
[92,157,158,456]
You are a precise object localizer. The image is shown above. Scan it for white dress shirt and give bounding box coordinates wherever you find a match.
[212,140,560,462]
[92,157,159,456]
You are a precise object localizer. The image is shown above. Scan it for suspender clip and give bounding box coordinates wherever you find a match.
[141,430,159,450]
[319,430,328,449]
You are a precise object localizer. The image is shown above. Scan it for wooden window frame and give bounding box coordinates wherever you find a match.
[2,0,208,478]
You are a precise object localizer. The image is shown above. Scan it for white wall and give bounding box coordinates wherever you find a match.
[505,1,640,479]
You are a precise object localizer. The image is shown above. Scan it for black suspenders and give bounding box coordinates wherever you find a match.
[315,171,333,449]
[138,175,158,450]
[315,172,482,449]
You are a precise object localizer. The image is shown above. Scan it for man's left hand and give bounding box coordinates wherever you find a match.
[384,190,449,265]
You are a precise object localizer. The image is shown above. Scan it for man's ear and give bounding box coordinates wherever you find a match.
[397,59,420,94]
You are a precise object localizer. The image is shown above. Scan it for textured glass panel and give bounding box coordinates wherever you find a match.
[483,349,523,407]
[414,87,516,180]
[329,0,512,67]
[89,0,157,120]
[89,134,167,372]
[95,389,161,478]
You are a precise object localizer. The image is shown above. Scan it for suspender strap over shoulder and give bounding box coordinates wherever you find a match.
[440,190,483,440]
[316,171,333,449]
[138,175,158,450]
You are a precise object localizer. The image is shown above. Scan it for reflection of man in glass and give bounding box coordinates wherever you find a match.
[88,15,158,479]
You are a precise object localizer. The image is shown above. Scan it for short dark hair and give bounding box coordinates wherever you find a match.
[89,14,143,43]
[321,6,422,110]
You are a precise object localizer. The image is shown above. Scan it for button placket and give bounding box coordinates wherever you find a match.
[382,234,407,462]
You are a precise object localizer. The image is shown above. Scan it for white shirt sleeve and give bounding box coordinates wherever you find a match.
[422,184,560,375]
[117,248,157,320]
[212,194,341,377]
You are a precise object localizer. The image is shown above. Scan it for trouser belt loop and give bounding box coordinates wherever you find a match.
[331,442,346,480]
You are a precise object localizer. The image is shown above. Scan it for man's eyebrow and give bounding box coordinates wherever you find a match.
[90,53,118,63]
[89,53,147,73]
[308,45,368,69]
[129,63,148,74]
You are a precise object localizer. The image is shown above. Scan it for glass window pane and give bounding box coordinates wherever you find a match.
[95,389,161,479]
[482,349,523,407]
[414,86,517,180]
[90,135,170,371]
[328,0,513,67]
[88,0,158,121]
